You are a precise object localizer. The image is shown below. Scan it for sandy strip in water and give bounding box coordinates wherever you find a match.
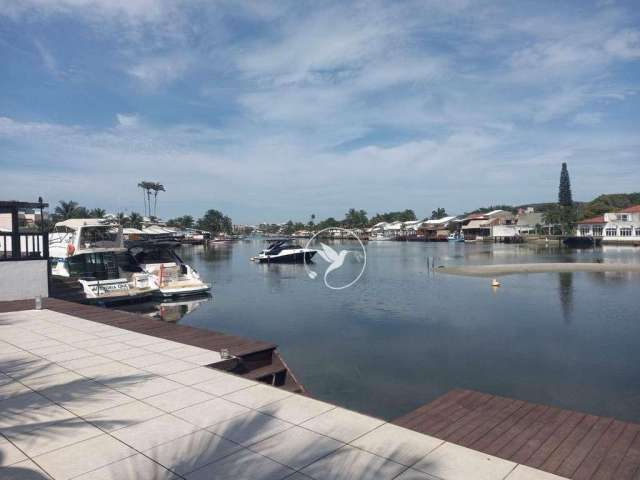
[438,263,640,277]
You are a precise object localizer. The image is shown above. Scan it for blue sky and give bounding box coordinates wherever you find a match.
[1,0,639,223]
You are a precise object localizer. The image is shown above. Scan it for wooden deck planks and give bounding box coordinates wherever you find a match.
[454,396,523,446]
[540,414,600,472]
[472,401,538,453]
[485,404,550,456]
[394,389,640,480]
[591,424,640,480]
[572,420,626,480]
[613,429,640,480]
[556,416,614,478]
[393,389,470,427]
[497,405,557,460]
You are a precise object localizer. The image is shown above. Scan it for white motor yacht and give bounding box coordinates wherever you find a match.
[129,241,211,297]
[447,232,465,243]
[49,219,158,302]
[252,240,316,263]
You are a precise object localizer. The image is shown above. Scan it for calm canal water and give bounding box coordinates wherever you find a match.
[121,240,640,423]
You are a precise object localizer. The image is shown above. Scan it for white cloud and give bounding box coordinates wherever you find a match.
[2,113,638,221]
[604,29,640,60]
[571,112,603,126]
[116,113,140,127]
[127,54,192,88]
[33,39,61,77]
[0,0,173,24]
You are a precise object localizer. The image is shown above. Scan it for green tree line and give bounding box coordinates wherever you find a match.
[47,200,234,235]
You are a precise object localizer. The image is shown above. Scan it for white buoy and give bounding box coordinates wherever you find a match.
[491,278,501,287]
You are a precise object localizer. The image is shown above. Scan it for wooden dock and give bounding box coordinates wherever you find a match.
[394,389,640,480]
[0,297,303,393]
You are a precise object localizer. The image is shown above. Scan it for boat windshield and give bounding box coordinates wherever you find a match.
[134,248,177,264]
[116,252,143,272]
[79,226,118,248]
[265,242,300,254]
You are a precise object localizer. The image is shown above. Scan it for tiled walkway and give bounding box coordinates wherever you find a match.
[1,309,567,480]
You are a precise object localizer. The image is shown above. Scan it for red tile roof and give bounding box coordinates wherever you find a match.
[577,215,605,224]
[621,205,640,213]
[577,205,640,224]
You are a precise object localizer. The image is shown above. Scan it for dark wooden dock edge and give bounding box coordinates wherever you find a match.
[394,389,640,480]
[0,298,304,393]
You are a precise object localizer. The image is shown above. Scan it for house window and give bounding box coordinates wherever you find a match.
[636,228,640,236]
[579,227,591,236]
[620,227,632,237]
[592,226,603,236]
[605,228,617,236]
[619,214,629,221]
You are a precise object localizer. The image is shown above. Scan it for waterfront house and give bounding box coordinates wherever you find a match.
[461,210,514,241]
[576,205,640,244]
[515,211,551,235]
[402,219,425,238]
[417,216,459,241]
[0,209,46,231]
[576,215,605,239]
[292,229,312,238]
[370,221,388,233]
[386,221,404,237]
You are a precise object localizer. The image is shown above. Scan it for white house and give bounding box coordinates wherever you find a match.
[576,205,640,244]
[402,220,426,237]
[461,210,514,240]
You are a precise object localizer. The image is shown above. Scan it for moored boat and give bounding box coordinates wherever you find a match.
[369,233,391,241]
[208,233,234,245]
[251,240,316,263]
[49,219,158,303]
[563,236,597,248]
[447,232,465,243]
[128,240,211,297]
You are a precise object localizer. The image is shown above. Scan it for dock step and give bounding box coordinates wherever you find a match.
[279,379,304,393]
[243,356,287,382]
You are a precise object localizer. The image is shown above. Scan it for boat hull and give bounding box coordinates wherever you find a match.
[256,251,316,264]
[155,284,212,298]
[563,236,596,248]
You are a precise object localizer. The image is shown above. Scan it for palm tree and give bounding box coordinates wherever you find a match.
[115,212,127,226]
[89,208,106,218]
[152,183,165,217]
[127,212,143,230]
[137,181,148,216]
[54,200,79,220]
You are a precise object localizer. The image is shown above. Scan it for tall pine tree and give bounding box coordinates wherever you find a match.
[557,162,576,234]
[558,162,573,206]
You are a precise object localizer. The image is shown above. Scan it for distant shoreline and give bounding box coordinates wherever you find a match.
[438,262,640,277]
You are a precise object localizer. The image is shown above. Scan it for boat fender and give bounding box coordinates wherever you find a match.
[66,244,75,255]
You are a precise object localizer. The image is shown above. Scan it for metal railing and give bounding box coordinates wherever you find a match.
[0,232,49,261]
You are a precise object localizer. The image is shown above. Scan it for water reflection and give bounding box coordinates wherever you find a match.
[203,243,234,262]
[255,263,309,292]
[119,294,211,322]
[558,272,573,323]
